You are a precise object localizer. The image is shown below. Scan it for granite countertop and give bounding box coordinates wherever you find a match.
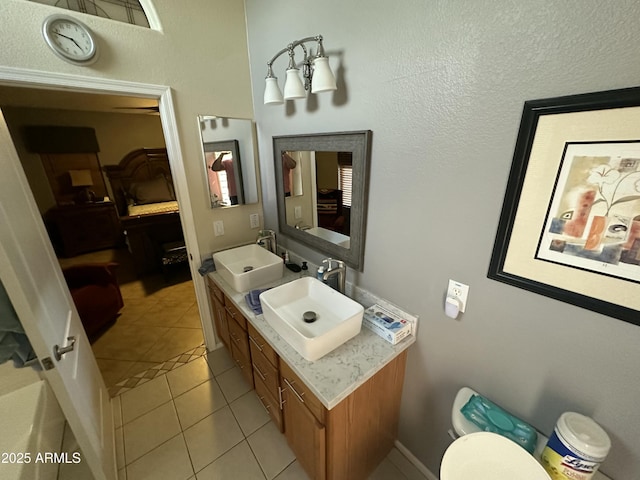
[207,269,416,410]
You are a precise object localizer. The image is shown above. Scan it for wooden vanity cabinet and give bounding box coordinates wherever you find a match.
[206,277,408,480]
[248,323,283,431]
[226,303,253,388]
[280,361,327,479]
[206,278,229,348]
[280,351,408,480]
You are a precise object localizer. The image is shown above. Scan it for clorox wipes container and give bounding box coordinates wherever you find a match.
[541,412,611,480]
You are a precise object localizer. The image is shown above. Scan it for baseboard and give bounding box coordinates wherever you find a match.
[392,440,439,480]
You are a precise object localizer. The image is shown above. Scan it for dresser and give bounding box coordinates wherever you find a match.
[46,202,123,257]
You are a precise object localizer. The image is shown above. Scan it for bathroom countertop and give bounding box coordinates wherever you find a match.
[207,269,416,410]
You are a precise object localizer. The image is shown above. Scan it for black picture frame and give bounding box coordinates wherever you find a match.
[488,86,640,327]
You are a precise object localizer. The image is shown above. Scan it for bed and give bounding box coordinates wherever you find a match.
[104,148,184,275]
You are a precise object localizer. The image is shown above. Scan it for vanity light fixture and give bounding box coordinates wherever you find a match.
[263,35,337,105]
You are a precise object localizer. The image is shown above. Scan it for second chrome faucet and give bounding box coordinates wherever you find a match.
[321,258,346,294]
[256,229,277,255]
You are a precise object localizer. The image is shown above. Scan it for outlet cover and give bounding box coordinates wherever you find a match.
[213,220,224,236]
[447,279,469,313]
[250,213,260,229]
[294,206,302,219]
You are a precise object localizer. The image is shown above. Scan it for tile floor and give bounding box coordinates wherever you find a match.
[58,247,204,395]
[112,346,429,480]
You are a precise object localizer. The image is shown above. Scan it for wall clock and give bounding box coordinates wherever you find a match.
[42,14,98,66]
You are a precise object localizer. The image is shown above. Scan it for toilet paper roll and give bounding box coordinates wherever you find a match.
[445,296,461,319]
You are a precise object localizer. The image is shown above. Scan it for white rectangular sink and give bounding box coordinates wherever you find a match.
[259,277,364,361]
[212,244,284,292]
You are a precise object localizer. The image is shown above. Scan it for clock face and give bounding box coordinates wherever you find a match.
[42,15,98,65]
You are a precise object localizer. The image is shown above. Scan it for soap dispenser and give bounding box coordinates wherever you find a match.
[316,265,325,281]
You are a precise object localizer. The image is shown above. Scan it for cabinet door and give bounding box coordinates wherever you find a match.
[251,344,279,400]
[207,279,229,347]
[280,360,325,424]
[212,295,229,347]
[228,315,250,359]
[225,301,247,330]
[230,341,254,388]
[255,375,283,432]
[248,323,278,367]
[282,384,326,480]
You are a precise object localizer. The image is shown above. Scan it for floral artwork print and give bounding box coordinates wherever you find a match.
[537,141,640,283]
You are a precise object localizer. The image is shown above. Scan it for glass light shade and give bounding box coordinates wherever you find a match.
[264,77,284,105]
[311,56,337,93]
[283,69,306,100]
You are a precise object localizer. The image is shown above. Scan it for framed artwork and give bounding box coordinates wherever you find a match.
[488,87,640,326]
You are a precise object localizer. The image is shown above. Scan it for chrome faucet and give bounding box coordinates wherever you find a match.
[322,258,346,294]
[256,229,277,255]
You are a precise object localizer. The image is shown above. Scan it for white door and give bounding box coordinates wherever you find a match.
[0,111,115,480]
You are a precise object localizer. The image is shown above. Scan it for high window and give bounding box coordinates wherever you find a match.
[30,0,150,27]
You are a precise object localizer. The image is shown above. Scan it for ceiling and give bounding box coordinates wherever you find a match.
[0,85,159,114]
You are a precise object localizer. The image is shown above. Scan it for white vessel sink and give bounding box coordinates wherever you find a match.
[259,277,364,361]
[212,244,284,292]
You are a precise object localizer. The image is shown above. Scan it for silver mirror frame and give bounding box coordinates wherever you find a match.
[273,130,372,270]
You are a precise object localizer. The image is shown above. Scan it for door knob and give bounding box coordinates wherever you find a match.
[54,336,77,361]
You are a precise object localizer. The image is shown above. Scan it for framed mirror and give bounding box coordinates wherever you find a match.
[199,116,260,207]
[273,130,372,270]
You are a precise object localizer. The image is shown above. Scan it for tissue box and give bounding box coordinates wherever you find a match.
[363,304,413,344]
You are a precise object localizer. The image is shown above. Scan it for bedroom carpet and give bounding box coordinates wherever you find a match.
[58,247,204,396]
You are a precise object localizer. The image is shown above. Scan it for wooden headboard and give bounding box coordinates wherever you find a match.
[103,148,172,216]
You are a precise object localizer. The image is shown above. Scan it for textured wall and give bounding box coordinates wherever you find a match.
[245,1,640,477]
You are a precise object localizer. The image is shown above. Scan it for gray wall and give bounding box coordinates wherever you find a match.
[245,1,640,478]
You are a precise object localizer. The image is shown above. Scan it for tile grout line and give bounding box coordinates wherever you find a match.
[243,435,270,480]
[110,343,207,397]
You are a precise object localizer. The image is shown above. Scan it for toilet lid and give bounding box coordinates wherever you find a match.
[441,432,551,480]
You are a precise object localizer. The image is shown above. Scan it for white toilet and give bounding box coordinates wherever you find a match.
[441,387,552,480]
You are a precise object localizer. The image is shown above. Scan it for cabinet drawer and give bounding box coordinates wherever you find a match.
[230,341,254,388]
[255,375,283,432]
[251,347,279,400]
[212,296,230,347]
[280,360,325,424]
[228,317,250,359]
[207,278,224,303]
[225,300,247,330]
[248,323,278,367]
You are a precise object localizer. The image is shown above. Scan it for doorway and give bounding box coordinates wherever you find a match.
[0,83,208,396]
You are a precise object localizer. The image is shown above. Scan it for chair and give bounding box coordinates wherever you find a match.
[161,240,188,281]
[62,262,124,342]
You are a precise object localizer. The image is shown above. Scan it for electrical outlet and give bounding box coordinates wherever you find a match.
[213,220,224,236]
[250,213,260,229]
[294,206,302,219]
[447,279,469,313]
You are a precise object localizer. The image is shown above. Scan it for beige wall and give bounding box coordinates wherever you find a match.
[0,0,261,256]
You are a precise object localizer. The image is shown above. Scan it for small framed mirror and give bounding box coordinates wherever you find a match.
[198,116,260,208]
[273,130,372,270]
